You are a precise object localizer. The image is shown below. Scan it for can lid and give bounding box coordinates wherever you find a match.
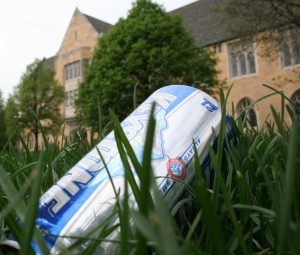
[167,158,186,181]
[0,240,20,254]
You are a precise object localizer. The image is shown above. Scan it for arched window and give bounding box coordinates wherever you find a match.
[239,53,247,75]
[228,42,257,77]
[280,28,300,67]
[294,43,300,65]
[291,89,300,118]
[231,57,238,77]
[282,42,292,67]
[248,51,256,73]
[237,98,257,127]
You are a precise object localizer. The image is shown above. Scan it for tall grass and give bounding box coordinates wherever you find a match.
[0,87,299,254]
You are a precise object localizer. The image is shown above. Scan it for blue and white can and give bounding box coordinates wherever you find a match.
[34,85,232,254]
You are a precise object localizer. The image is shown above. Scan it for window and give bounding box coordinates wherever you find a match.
[77,62,81,77]
[294,43,300,65]
[213,43,222,53]
[228,43,257,78]
[237,97,257,128]
[239,54,247,75]
[248,51,256,73]
[65,89,78,107]
[281,29,300,67]
[232,57,238,77]
[64,61,81,81]
[282,43,292,67]
[82,59,89,74]
[291,90,300,118]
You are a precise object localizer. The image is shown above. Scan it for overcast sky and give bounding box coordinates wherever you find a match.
[0,0,197,102]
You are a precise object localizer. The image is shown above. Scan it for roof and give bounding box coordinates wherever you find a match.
[79,2,231,48]
[170,0,235,47]
[83,13,113,33]
[80,1,233,48]
[171,0,300,47]
[43,56,56,70]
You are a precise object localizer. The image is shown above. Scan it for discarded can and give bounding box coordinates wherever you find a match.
[6,85,233,254]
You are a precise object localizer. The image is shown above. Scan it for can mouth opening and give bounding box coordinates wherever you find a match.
[0,240,20,255]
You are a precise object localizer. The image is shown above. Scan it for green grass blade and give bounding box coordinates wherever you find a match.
[262,84,296,107]
[270,105,288,140]
[276,119,300,255]
[109,110,142,206]
[0,197,22,242]
[97,96,103,140]
[120,158,130,255]
[185,210,202,242]
[12,121,32,162]
[133,82,138,110]
[58,211,120,255]
[136,103,156,254]
[193,142,229,254]
[151,185,182,255]
[140,103,156,215]
[130,210,160,248]
[19,152,45,255]
[0,163,49,254]
[108,111,143,181]
[29,108,49,151]
[233,204,276,218]
[10,162,38,181]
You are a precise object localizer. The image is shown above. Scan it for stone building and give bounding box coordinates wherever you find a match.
[45,1,299,142]
[52,8,112,140]
[171,0,300,128]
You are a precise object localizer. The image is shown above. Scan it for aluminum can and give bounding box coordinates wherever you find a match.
[33,85,232,254]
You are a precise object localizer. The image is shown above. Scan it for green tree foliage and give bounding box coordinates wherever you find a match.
[76,0,220,131]
[4,93,19,146]
[0,90,7,150]
[218,0,300,32]
[215,0,300,57]
[17,59,64,147]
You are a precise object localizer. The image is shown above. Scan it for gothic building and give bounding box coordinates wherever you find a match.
[45,1,299,143]
[171,0,300,128]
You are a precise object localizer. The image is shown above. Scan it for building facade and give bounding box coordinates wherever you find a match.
[171,0,300,128]
[51,8,112,140]
[48,2,299,141]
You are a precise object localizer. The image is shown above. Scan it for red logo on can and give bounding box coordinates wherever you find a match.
[167,158,186,181]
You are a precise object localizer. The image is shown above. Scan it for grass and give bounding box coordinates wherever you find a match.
[0,87,299,254]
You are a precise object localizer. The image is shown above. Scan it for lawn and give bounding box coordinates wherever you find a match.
[0,87,299,255]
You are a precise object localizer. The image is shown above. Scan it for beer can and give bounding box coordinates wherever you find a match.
[13,85,234,254]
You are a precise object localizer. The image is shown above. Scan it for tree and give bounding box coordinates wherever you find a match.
[215,0,300,58]
[76,0,220,131]
[0,90,7,150]
[4,93,19,147]
[17,59,64,147]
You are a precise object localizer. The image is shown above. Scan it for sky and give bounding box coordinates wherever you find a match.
[0,0,197,102]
